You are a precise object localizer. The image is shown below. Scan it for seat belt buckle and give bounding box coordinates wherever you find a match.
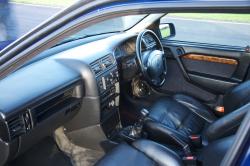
[183,156,197,166]
[189,135,202,148]
[215,106,225,116]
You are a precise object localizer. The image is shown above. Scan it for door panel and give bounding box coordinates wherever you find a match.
[182,57,237,78]
[188,73,238,94]
[182,54,238,65]
[161,58,217,102]
[182,54,238,78]
[159,40,250,101]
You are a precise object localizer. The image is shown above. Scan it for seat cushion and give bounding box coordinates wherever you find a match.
[144,94,217,144]
[95,139,183,166]
[95,143,154,166]
[95,137,234,166]
[173,94,216,123]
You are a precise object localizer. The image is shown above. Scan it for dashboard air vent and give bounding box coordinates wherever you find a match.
[102,54,114,68]
[7,114,26,140]
[176,48,184,56]
[90,54,115,75]
[114,47,123,58]
[91,60,102,75]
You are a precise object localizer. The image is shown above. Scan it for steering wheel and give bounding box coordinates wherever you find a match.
[136,29,167,87]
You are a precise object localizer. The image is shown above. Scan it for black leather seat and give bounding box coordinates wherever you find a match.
[96,137,234,166]
[144,80,250,146]
[96,139,183,166]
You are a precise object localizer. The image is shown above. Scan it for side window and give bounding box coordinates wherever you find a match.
[0,1,73,51]
[160,13,250,47]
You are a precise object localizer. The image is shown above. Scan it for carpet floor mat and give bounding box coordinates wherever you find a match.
[54,127,104,166]
[9,137,72,166]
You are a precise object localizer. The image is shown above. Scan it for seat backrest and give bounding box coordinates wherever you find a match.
[223,80,250,114]
[205,103,250,141]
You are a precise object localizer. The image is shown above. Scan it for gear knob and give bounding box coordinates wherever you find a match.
[140,108,149,118]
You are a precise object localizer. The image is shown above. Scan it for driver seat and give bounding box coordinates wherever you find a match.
[143,80,250,145]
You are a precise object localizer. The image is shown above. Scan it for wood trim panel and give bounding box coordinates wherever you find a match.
[183,54,238,65]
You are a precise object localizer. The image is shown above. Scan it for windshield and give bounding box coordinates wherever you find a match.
[61,15,147,42]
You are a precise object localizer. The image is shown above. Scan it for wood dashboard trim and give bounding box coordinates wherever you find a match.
[182,54,238,65]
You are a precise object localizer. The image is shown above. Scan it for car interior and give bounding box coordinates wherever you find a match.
[0,9,250,166]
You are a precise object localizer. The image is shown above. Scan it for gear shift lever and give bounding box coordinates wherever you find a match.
[129,108,149,138]
[140,108,149,121]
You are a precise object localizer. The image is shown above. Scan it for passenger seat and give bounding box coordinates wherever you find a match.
[95,136,234,166]
[143,80,250,146]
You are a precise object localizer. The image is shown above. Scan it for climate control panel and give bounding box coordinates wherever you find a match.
[97,68,119,95]
[96,66,121,138]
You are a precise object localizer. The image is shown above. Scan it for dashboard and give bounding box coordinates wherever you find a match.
[0,32,141,165]
[120,34,157,56]
[122,37,137,56]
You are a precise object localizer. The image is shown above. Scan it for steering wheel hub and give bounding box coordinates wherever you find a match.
[147,50,164,78]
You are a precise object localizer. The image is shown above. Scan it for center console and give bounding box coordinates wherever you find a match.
[90,54,121,139]
[91,54,147,143]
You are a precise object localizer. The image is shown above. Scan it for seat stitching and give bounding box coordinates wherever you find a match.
[177,114,193,136]
[161,104,177,130]
[174,99,214,123]
[160,111,166,124]
[159,103,170,124]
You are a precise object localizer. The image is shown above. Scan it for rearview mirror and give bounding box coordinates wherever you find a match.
[159,23,175,39]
